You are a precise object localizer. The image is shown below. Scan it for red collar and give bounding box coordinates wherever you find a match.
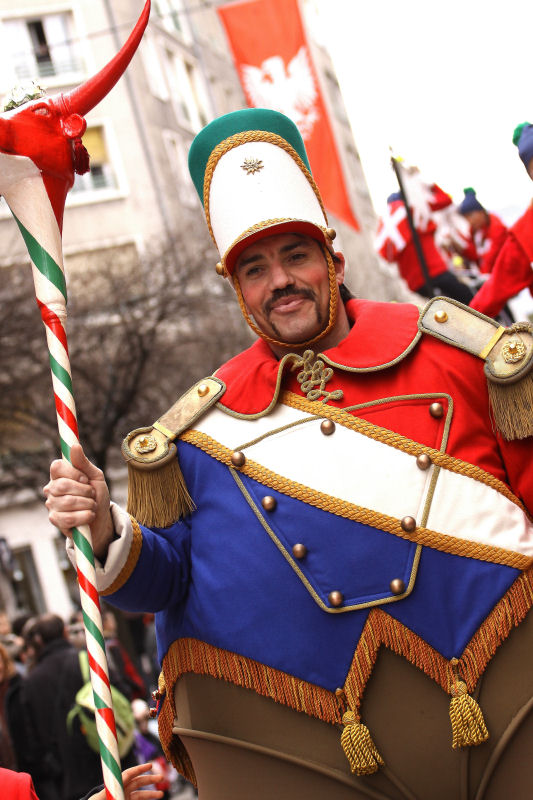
[215,299,421,415]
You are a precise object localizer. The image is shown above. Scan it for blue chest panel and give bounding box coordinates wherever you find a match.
[114,440,522,692]
[240,473,418,610]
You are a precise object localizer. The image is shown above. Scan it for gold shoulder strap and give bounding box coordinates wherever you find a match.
[419,297,533,440]
[121,377,225,527]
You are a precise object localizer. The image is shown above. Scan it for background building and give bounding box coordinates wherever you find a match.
[0,0,408,620]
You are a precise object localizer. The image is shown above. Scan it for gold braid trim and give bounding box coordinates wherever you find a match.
[233,246,339,349]
[100,516,143,596]
[344,568,533,714]
[203,130,327,245]
[158,571,533,779]
[180,428,532,569]
[283,391,530,516]
[158,637,343,784]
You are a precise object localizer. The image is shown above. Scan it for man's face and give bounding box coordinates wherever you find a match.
[234,232,343,344]
[465,209,488,232]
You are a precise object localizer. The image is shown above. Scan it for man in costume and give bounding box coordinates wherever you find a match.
[470,123,533,318]
[45,109,533,800]
[456,188,508,276]
[376,178,474,303]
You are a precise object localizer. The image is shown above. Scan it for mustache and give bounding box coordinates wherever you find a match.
[264,286,316,315]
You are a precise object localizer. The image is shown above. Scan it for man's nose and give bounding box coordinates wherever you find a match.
[268,260,293,288]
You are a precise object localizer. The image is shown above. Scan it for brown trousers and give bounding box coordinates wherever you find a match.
[172,608,533,800]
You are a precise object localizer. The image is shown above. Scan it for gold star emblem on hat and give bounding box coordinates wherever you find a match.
[241,157,263,175]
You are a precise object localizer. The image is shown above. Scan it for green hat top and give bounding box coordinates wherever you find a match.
[188,108,311,205]
[512,122,531,147]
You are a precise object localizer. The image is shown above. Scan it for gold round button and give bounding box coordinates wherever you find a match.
[434,310,448,323]
[326,227,337,240]
[215,261,225,276]
[261,495,277,512]
[292,543,307,559]
[429,402,444,419]
[390,578,405,595]
[400,516,417,533]
[320,419,336,436]
[230,451,246,468]
[328,591,344,607]
[197,382,209,397]
[416,453,432,470]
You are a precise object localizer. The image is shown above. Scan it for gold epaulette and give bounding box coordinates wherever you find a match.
[419,297,533,440]
[121,377,225,527]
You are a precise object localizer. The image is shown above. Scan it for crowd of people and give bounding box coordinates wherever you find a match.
[376,121,533,321]
[0,608,196,800]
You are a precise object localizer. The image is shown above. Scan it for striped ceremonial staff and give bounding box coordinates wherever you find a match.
[0,4,151,798]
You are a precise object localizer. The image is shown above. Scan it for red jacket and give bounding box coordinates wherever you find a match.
[217,298,532,511]
[0,769,39,800]
[470,204,533,317]
[376,185,452,291]
[461,213,508,274]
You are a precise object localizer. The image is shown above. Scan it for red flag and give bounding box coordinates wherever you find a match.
[217,0,359,230]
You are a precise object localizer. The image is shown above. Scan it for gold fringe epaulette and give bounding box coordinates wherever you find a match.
[419,297,533,440]
[121,377,225,527]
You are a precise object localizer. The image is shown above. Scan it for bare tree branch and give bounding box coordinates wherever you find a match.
[0,233,252,496]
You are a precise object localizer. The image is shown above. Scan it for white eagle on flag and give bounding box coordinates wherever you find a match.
[241,46,319,140]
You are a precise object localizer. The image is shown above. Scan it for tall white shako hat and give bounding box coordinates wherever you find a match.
[188,108,338,345]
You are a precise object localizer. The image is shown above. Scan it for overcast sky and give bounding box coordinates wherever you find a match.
[308,0,533,225]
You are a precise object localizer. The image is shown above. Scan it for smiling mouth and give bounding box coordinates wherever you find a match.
[265,289,315,316]
[270,296,309,314]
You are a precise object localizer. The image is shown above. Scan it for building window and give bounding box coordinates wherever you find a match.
[166,52,210,132]
[71,125,117,194]
[162,131,197,207]
[3,12,82,81]
[153,0,191,41]
[141,35,170,101]
[11,546,46,615]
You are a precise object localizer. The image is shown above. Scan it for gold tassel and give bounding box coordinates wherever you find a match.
[487,372,533,440]
[340,710,384,775]
[449,680,489,749]
[126,444,194,528]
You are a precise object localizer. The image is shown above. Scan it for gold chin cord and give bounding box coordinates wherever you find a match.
[233,244,339,349]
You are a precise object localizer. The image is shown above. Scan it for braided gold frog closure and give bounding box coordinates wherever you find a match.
[294,350,344,403]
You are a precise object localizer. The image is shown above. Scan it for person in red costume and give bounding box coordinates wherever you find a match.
[470,123,533,318]
[456,188,508,275]
[0,762,163,800]
[376,173,473,302]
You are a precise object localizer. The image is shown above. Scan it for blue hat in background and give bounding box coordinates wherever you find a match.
[513,122,533,172]
[458,188,484,215]
[387,191,402,204]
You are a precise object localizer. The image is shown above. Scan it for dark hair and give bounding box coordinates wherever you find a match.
[24,613,65,645]
[339,283,354,303]
[330,252,354,303]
